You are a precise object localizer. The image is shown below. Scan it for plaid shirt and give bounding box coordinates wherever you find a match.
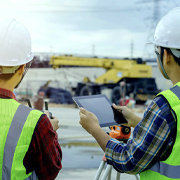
[0,88,62,180]
[105,95,177,175]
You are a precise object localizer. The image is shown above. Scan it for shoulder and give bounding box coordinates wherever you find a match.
[152,95,168,107]
[145,95,170,115]
[34,113,55,140]
[29,113,55,150]
[143,95,175,126]
[35,113,52,129]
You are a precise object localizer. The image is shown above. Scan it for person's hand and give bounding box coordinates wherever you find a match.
[50,117,59,131]
[112,104,141,127]
[79,108,101,135]
[44,110,59,131]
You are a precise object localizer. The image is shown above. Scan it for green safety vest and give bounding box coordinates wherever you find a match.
[140,82,180,179]
[0,98,43,180]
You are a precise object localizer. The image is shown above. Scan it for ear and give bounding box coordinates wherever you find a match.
[163,49,171,65]
[17,64,25,75]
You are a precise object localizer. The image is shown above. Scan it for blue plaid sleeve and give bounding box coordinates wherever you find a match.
[105,95,176,175]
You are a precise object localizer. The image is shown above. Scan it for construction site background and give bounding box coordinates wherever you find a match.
[16,56,172,179]
[15,65,172,103]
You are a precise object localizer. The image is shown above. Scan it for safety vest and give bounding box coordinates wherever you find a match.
[140,82,180,179]
[0,98,43,180]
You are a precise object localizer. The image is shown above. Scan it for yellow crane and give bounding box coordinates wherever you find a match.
[50,55,158,104]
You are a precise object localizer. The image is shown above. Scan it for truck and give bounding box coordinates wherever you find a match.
[49,55,159,104]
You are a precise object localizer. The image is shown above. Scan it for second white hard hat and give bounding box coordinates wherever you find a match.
[0,18,33,67]
[150,7,180,58]
[153,7,180,48]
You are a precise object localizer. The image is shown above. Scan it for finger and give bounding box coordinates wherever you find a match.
[80,108,89,115]
[79,119,83,125]
[53,117,59,122]
[79,112,86,119]
[112,103,125,111]
[44,110,50,118]
[112,103,122,109]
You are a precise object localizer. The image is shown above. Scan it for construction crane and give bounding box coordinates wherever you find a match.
[50,55,159,104]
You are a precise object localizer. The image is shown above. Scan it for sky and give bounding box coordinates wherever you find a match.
[0,0,179,60]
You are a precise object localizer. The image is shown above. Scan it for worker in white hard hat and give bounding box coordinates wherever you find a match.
[0,19,62,179]
[79,7,180,179]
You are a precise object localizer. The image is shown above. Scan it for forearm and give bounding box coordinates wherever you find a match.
[105,138,142,174]
[91,126,111,152]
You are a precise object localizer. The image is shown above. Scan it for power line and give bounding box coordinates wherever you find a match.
[141,0,168,58]
[31,8,135,13]
[29,4,137,14]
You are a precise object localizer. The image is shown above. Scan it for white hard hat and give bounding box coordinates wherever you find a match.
[150,7,180,58]
[0,18,33,68]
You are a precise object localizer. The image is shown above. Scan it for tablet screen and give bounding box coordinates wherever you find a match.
[73,94,118,127]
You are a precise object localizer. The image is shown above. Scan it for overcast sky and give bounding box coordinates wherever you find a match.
[0,0,179,59]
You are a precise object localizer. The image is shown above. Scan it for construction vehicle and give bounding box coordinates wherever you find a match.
[50,55,159,104]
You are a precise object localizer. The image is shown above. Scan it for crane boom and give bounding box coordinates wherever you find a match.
[50,55,152,84]
[51,56,138,69]
[50,55,158,104]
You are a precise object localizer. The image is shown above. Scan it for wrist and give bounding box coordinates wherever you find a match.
[91,125,111,152]
[90,124,101,136]
[131,115,141,127]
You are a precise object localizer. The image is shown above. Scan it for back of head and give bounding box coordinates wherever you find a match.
[0,18,33,74]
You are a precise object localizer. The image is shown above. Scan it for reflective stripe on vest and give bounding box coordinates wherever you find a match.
[25,170,38,180]
[148,85,180,179]
[2,105,37,180]
[170,85,180,100]
[150,161,180,179]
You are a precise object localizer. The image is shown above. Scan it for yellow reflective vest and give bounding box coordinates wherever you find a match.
[0,98,43,180]
[141,82,180,179]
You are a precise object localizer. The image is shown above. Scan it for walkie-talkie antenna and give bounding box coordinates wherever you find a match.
[45,101,48,110]
[26,99,32,108]
[44,101,52,118]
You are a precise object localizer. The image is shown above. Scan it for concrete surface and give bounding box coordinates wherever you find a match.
[57,168,139,180]
[48,106,142,180]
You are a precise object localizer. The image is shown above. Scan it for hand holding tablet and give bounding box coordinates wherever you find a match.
[111,105,128,125]
[73,94,127,127]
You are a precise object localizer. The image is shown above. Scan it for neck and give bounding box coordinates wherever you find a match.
[0,81,15,92]
[0,65,24,91]
[169,67,180,85]
[171,78,180,86]
[0,73,21,92]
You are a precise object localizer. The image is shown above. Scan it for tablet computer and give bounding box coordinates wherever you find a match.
[73,94,127,127]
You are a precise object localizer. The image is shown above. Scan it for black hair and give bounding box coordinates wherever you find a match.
[162,47,180,66]
[170,50,180,66]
